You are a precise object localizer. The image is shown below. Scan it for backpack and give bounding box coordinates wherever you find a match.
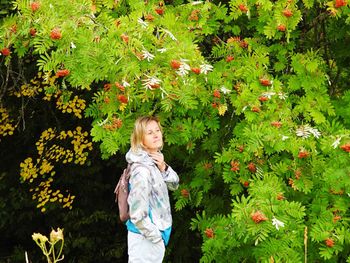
[114,163,147,222]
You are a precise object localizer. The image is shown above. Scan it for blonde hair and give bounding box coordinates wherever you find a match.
[130,116,163,152]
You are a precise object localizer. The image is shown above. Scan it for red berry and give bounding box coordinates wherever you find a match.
[145,14,155,21]
[191,67,201,74]
[325,238,334,247]
[10,25,17,33]
[150,83,160,89]
[1,48,11,56]
[247,162,256,173]
[204,228,214,238]
[104,83,112,91]
[271,121,282,128]
[50,28,62,40]
[115,82,125,91]
[30,28,37,36]
[240,40,248,48]
[252,106,261,112]
[340,143,350,152]
[335,0,347,8]
[203,162,213,170]
[230,161,240,172]
[121,34,129,43]
[238,4,248,12]
[288,178,295,187]
[283,9,293,17]
[243,181,249,187]
[259,78,271,86]
[213,90,221,98]
[55,69,70,77]
[211,103,218,108]
[226,55,234,62]
[155,8,164,15]
[298,150,309,159]
[117,95,128,104]
[333,215,341,223]
[258,96,269,102]
[276,193,284,200]
[112,117,123,128]
[181,189,190,198]
[170,60,181,69]
[30,2,40,12]
[189,10,200,21]
[277,24,286,32]
[251,211,267,223]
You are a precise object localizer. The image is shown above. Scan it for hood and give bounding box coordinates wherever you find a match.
[125,148,155,166]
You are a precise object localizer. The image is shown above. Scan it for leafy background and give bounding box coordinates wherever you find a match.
[1,0,350,262]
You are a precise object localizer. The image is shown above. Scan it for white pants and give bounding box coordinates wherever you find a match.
[128,231,165,263]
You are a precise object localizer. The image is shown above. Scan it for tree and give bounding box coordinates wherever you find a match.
[1,0,350,262]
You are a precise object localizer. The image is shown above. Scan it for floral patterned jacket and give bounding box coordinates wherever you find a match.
[126,149,179,244]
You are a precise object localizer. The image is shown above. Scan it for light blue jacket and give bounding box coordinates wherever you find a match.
[125,149,179,245]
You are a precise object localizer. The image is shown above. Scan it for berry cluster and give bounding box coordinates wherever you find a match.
[251,211,268,223]
[103,117,123,131]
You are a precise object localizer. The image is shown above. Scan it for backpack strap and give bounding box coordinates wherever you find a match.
[113,163,149,202]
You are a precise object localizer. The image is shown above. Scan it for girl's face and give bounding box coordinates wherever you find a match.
[142,120,163,153]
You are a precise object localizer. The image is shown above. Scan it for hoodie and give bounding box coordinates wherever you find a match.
[125,148,179,245]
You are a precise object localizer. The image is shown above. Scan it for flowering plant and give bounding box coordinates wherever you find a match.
[32,228,64,263]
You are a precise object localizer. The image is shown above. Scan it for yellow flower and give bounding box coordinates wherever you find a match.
[50,228,64,243]
[218,104,228,116]
[32,233,48,244]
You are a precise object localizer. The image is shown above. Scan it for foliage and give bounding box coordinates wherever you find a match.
[1,0,350,262]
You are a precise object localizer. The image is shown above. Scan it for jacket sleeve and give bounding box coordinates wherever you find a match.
[161,165,179,191]
[128,167,163,244]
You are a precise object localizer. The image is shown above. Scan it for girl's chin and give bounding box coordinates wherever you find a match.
[148,145,162,152]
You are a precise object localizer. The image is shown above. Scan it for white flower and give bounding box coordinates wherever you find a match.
[309,128,321,139]
[332,137,342,149]
[142,50,155,62]
[220,86,231,94]
[278,92,288,100]
[200,64,213,75]
[163,29,177,41]
[97,117,109,126]
[157,48,167,53]
[137,18,148,28]
[177,62,191,76]
[296,125,311,139]
[272,216,285,230]
[261,91,276,99]
[122,80,130,87]
[296,125,321,139]
[191,1,204,4]
[281,135,289,141]
[142,76,161,90]
[70,42,76,49]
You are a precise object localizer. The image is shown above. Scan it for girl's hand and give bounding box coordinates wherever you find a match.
[149,152,167,172]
